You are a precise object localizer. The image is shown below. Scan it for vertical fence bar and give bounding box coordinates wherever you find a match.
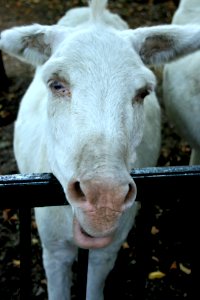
[19,208,32,300]
[135,201,153,300]
[77,248,89,300]
[0,50,9,91]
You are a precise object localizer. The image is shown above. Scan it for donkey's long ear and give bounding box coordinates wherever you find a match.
[0,24,65,66]
[124,25,200,65]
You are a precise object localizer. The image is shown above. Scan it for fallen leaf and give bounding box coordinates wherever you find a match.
[170,261,177,269]
[31,220,38,229]
[152,256,159,262]
[10,214,18,221]
[2,209,11,221]
[32,238,39,245]
[13,259,20,268]
[41,278,47,285]
[148,271,166,280]
[179,263,191,275]
[122,242,129,249]
[151,226,159,235]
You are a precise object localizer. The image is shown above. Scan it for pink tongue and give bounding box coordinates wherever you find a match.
[73,218,113,249]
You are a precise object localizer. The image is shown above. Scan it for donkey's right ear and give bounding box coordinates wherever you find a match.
[0,24,66,66]
[122,24,200,65]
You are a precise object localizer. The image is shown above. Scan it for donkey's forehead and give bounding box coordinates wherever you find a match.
[55,27,133,60]
[44,26,155,87]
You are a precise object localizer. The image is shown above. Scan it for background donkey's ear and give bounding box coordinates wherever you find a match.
[0,24,60,66]
[124,25,200,65]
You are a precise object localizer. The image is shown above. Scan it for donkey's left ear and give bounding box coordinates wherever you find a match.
[0,24,67,66]
[123,25,200,65]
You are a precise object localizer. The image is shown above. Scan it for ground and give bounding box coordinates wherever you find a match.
[0,1,192,299]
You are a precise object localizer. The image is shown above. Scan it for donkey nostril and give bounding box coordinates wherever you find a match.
[73,181,85,198]
[68,180,85,201]
[124,183,136,206]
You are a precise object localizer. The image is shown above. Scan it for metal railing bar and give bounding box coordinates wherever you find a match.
[1,165,200,186]
[0,173,66,208]
[1,165,200,208]
[131,165,200,177]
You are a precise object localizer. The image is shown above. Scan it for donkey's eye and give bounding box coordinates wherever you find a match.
[134,88,150,103]
[48,80,71,97]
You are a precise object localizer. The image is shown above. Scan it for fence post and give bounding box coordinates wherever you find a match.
[77,249,89,300]
[0,50,9,91]
[19,208,32,300]
[135,200,153,300]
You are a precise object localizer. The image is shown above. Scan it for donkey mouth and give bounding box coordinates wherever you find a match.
[80,226,93,238]
[73,217,113,249]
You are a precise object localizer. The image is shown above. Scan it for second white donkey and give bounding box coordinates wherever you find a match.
[163,0,200,165]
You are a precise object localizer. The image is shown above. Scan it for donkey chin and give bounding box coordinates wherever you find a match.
[73,208,122,249]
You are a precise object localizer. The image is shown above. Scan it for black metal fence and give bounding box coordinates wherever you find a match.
[0,165,198,300]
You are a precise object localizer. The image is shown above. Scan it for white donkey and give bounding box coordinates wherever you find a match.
[163,0,200,165]
[1,0,200,299]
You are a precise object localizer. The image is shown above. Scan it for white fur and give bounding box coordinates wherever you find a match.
[163,0,200,164]
[58,4,128,29]
[1,0,200,299]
